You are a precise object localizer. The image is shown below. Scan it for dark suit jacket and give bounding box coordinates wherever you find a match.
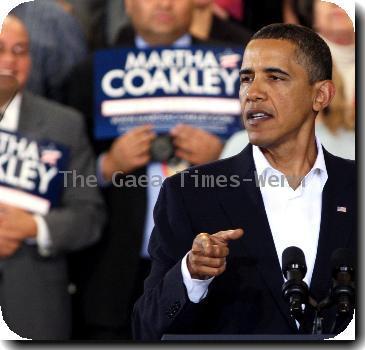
[132,144,356,340]
[0,92,106,340]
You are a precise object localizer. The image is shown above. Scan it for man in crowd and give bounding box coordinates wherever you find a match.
[0,15,105,340]
[133,23,356,339]
[64,0,242,340]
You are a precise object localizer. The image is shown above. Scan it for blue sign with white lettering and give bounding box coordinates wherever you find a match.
[93,46,243,140]
[0,130,70,215]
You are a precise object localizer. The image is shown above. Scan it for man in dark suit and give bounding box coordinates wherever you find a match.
[132,23,356,339]
[0,15,105,340]
[64,0,236,340]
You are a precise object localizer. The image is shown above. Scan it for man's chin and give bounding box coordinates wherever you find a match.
[247,135,267,148]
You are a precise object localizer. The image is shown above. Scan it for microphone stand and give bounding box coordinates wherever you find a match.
[289,295,331,335]
[310,296,354,335]
[311,296,331,335]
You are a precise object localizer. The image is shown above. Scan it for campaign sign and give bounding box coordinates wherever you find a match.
[94,46,243,140]
[0,130,70,215]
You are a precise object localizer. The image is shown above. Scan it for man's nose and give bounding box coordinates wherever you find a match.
[159,0,173,9]
[245,79,267,102]
[0,50,17,66]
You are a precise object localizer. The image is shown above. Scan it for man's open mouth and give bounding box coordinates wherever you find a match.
[246,110,273,123]
[0,69,15,76]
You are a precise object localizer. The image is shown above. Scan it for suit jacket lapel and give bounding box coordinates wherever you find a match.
[17,92,46,138]
[217,145,297,331]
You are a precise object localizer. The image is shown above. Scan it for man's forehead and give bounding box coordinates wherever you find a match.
[1,16,29,41]
[245,39,296,56]
[241,39,297,68]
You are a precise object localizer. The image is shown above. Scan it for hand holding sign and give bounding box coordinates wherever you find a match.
[102,124,157,180]
[0,236,22,259]
[0,203,37,258]
[0,203,37,238]
[171,124,223,165]
[0,74,19,121]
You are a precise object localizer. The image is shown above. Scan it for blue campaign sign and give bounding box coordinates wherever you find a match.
[93,45,243,140]
[0,130,70,215]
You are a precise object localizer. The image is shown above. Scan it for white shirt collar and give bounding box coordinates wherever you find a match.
[1,93,22,132]
[252,137,328,188]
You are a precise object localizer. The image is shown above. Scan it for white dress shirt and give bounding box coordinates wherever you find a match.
[1,93,21,131]
[0,93,52,256]
[181,138,328,302]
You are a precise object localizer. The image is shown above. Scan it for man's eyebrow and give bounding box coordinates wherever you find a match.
[264,67,290,77]
[239,67,291,77]
[239,68,253,75]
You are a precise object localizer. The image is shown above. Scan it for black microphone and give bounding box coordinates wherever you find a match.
[282,246,309,321]
[331,248,355,315]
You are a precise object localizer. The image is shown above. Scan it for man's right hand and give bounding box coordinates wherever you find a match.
[187,229,244,280]
[0,234,22,259]
[102,125,156,181]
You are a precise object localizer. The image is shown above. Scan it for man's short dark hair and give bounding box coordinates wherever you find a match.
[251,23,332,84]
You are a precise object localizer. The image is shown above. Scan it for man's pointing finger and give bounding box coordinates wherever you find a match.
[212,228,244,243]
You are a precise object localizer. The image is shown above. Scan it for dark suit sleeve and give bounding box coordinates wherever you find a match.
[132,177,208,340]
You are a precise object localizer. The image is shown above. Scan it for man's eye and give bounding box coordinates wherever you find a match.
[240,76,252,84]
[12,45,29,55]
[269,75,283,81]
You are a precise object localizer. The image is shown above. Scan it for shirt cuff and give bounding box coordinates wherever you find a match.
[181,253,214,303]
[97,153,112,187]
[34,214,53,257]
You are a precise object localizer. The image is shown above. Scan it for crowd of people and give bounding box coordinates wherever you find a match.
[0,0,355,341]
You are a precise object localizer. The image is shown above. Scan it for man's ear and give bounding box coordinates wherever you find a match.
[313,80,336,112]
